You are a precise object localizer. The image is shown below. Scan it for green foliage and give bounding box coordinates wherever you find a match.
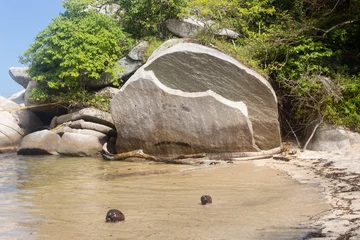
[199,0,360,133]
[181,0,276,37]
[142,37,164,61]
[29,81,111,112]
[20,0,131,109]
[115,0,187,38]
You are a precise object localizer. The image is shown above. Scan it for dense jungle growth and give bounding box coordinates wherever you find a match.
[22,0,360,138]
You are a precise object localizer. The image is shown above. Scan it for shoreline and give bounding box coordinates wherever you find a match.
[255,145,360,239]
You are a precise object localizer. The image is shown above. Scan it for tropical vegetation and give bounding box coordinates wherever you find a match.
[21,0,360,137]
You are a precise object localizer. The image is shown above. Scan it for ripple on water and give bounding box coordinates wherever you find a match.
[0,154,329,240]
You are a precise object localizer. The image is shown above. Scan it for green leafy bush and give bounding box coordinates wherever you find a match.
[115,0,187,38]
[20,0,131,109]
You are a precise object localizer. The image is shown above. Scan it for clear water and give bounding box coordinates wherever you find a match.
[0,153,329,240]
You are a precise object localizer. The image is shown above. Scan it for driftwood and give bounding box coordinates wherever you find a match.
[101,143,281,164]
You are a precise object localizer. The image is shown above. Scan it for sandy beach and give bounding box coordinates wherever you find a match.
[254,144,360,239]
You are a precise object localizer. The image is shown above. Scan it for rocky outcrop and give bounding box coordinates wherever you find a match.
[0,110,23,152]
[17,130,60,155]
[56,108,115,128]
[57,132,104,157]
[88,42,147,89]
[9,67,31,88]
[0,96,42,152]
[110,40,280,155]
[54,126,108,140]
[165,18,240,39]
[48,108,116,156]
[16,107,117,156]
[307,124,360,151]
[8,90,26,106]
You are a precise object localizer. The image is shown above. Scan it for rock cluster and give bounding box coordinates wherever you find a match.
[165,17,240,39]
[17,108,116,157]
[0,96,42,153]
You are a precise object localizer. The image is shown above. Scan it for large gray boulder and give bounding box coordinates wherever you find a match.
[307,124,360,151]
[166,18,240,39]
[0,109,23,151]
[110,41,280,155]
[111,78,255,155]
[9,67,31,88]
[0,96,42,135]
[17,130,60,155]
[56,132,103,157]
[56,108,114,128]
[0,97,42,152]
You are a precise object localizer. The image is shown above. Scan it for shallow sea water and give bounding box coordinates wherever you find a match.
[0,153,329,240]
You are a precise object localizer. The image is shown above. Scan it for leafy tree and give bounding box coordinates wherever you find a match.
[20,0,130,108]
[115,0,187,38]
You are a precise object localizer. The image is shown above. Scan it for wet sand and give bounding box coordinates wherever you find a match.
[0,154,329,240]
[260,144,360,239]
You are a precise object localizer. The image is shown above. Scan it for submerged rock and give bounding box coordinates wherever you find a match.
[201,195,212,205]
[110,40,280,155]
[105,209,125,222]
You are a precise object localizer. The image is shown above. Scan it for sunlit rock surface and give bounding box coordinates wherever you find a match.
[18,130,60,155]
[0,96,42,152]
[307,124,360,151]
[9,67,31,88]
[111,41,281,155]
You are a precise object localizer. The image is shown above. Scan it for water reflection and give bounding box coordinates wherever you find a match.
[0,154,329,239]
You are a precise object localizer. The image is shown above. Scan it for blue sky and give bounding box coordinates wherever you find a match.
[0,0,63,97]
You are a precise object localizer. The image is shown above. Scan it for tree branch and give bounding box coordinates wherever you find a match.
[323,20,359,36]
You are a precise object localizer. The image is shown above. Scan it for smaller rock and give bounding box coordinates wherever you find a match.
[9,67,32,88]
[201,195,212,205]
[307,124,360,151]
[165,17,240,39]
[96,87,120,99]
[127,41,148,61]
[56,132,104,157]
[105,209,125,222]
[116,57,143,80]
[88,57,143,89]
[54,126,108,140]
[8,90,26,106]
[17,130,60,155]
[56,108,114,128]
[49,116,58,129]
